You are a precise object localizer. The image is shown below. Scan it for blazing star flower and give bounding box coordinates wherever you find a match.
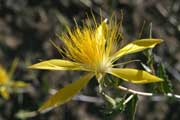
[0,66,10,99]
[29,17,163,112]
[0,60,29,100]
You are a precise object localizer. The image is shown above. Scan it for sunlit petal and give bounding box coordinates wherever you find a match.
[112,39,163,60]
[0,66,9,84]
[0,86,9,100]
[29,59,86,71]
[108,68,163,84]
[95,19,107,49]
[39,73,94,112]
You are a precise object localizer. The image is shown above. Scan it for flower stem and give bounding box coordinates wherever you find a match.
[123,94,134,105]
[117,85,180,99]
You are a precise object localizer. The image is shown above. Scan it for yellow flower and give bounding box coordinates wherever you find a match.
[0,60,29,100]
[0,66,9,85]
[0,66,10,99]
[29,17,163,112]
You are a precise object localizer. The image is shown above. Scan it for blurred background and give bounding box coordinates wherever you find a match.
[0,0,180,120]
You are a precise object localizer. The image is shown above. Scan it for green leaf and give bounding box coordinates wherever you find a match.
[155,63,173,93]
[101,96,125,117]
[124,94,138,120]
[105,74,123,87]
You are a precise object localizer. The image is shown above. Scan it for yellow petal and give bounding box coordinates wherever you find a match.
[0,66,9,84]
[112,39,163,60]
[95,19,107,48]
[108,68,163,84]
[29,59,86,71]
[38,73,94,112]
[0,86,10,100]
[13,81,29,88]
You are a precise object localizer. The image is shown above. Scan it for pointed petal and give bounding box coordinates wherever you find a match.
[112,39,163,60]
[108,68,163,84]
[95,19,107,39]
[38,73,94,112]
[0,87,10,100]
[95,19,108,49]
[29,59,86,71]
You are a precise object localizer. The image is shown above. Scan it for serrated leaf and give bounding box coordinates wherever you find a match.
[124,94,138,120]
[156,63,173,93]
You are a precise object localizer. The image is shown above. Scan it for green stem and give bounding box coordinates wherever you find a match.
[97,74,116,108]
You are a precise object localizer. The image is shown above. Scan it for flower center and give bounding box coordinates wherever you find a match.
[96,57,111,74]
